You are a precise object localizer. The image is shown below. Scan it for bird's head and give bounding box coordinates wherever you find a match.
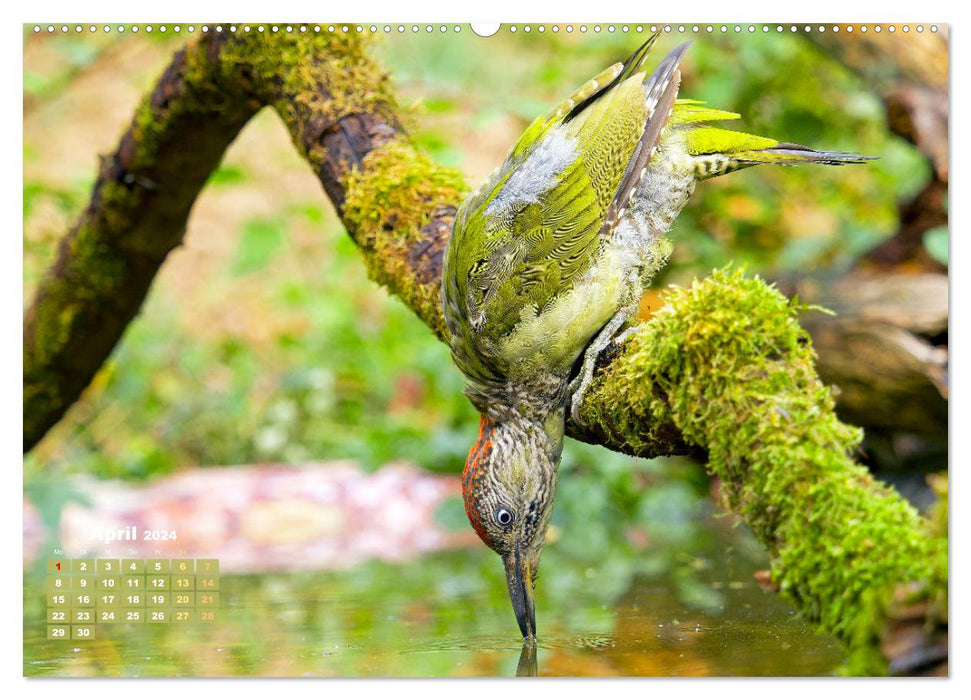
[461,413,561,640]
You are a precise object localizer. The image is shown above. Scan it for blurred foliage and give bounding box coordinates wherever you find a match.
[23,28,933,543]
[923,225,948,265]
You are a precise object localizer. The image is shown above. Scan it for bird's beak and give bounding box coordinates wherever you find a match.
[503,543,536,640]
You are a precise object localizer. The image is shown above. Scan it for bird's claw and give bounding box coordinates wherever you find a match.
[567,374,587,428]
[569,390,585,428]
[569,322,640,430]
[612,325,640,347]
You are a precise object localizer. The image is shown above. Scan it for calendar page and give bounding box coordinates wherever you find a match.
[23,20,948,678]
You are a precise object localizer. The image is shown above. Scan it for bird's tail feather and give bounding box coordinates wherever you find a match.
[680,117,876,179]
[690,140,876,180]
[734,142,877,167]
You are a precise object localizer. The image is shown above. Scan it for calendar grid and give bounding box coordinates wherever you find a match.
[46,559,219,640]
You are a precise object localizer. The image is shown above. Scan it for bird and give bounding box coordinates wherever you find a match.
[441,35,872,641]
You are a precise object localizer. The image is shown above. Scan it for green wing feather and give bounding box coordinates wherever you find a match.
[443,38,685,384]
[510,33,660,160]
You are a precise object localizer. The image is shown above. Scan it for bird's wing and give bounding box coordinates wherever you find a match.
[598,43,690,236]
[444,42,689,378]
[508,33,660,161]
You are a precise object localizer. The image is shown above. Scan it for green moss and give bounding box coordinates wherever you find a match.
[25,215,129,374]
[343,139,467,242]
[25,288,73,371]
[218,31,398,143]
[582,267,947,674]
[341,139,467,338]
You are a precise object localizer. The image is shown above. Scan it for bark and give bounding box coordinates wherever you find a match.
[23,32,945,675]
[783,273,947,441]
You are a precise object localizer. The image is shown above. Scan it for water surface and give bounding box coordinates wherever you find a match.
[24,516,844,677]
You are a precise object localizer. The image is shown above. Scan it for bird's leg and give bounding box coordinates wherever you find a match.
[568,302,639,427]
[611,323,643,347]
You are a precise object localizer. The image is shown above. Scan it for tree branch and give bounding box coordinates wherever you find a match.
[23,35,260,450]
[24,32,946,674]
[579,269,947,674]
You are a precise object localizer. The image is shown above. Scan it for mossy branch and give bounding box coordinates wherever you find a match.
[24,32,946,674]
[23,35,262,451]
[580,269,947,674]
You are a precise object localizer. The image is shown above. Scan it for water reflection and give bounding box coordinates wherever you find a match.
[24,514,845,677]
[517,641,537,677]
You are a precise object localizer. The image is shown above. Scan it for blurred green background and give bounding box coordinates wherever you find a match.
[22,25,939,676]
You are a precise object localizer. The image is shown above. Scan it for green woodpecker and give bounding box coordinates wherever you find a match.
[441,36,871,640]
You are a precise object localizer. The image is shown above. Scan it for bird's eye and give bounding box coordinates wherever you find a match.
[495,508,514,526]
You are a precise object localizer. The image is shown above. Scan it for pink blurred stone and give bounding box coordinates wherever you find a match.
[24,461,476,572]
